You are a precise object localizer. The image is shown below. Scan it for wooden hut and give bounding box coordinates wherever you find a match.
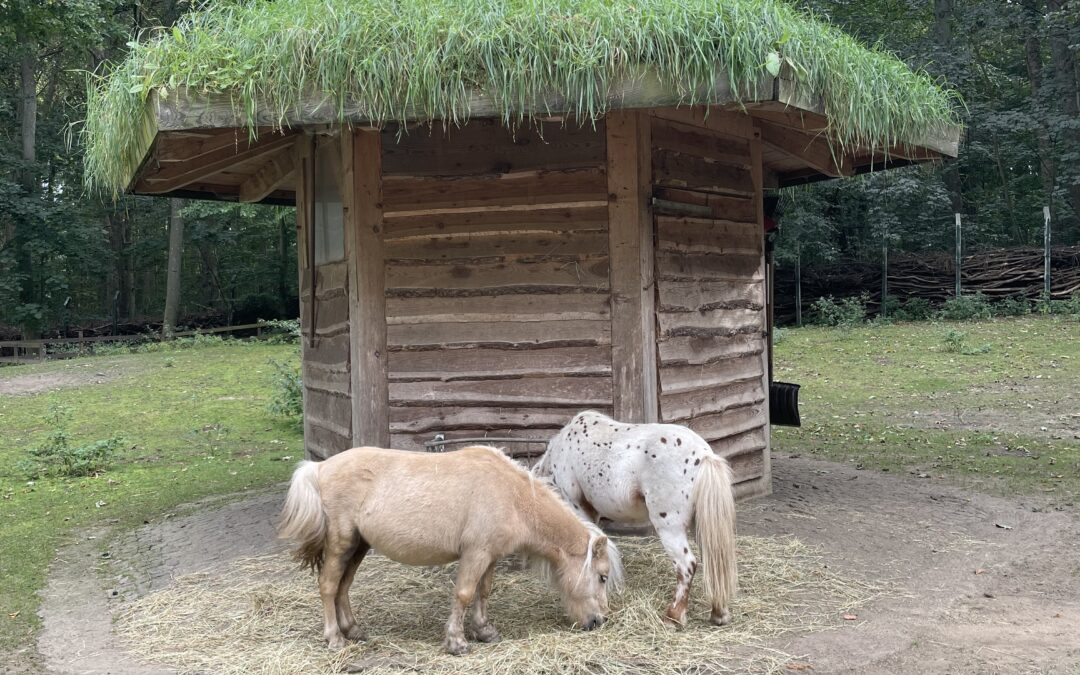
[86,0,960,500]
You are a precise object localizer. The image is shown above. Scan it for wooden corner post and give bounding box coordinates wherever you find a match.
[343,129,390,447]
[607,110,659,423]
[750,121,772,493]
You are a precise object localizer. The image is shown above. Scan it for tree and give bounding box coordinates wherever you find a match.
[163,198,184,336]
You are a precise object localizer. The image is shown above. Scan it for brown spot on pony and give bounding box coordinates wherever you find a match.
[278,445,622,655]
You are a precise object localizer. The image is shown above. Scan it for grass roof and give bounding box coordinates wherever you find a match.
[83,0,960,194]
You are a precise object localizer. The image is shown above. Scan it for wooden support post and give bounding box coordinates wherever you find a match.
[881,240,888,318]
[1044,206,1052,297]
[795,243,802,327]
[750,123,771,494]
[606,111,657,423]
[344,130,389,448]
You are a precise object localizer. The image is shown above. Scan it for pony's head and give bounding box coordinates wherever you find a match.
[549,526,623,630]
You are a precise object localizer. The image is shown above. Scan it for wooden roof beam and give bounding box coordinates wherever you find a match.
[756,119,851,178]
[137,132,296,195]
[238,148,296,202]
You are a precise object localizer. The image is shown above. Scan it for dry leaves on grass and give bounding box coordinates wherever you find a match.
[117,535,883,675]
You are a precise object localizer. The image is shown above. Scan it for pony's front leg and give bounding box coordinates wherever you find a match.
[444,552,492,655]
[468,562,500,643]
[654,523,697,627]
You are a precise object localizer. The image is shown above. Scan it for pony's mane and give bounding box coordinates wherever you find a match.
[464,443,625,594]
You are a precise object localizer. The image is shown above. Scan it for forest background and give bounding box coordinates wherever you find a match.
[1,0,1077,337]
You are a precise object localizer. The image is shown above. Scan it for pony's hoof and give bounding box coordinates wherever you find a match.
[710,608,733,626]
[326,634,348,650]
[473,624,501,643]
[344,624,368,641]
[662,608,688,628]
[443,636,470,655]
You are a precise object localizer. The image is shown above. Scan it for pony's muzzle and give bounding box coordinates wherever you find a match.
[582,615,605,631]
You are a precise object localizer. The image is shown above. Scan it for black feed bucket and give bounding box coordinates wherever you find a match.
[770,382,802,427]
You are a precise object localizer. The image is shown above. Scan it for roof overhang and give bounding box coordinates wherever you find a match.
[123,65,960,205]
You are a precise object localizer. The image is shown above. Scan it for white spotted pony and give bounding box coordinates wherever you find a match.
[534,410,737,626]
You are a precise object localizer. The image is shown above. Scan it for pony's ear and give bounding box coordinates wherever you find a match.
[592,534,608,560]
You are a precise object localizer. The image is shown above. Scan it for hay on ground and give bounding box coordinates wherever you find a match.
[116,536,882,674]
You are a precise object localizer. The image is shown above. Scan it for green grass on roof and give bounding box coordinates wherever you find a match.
[83,0,960,195]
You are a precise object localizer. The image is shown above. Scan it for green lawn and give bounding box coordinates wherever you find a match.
[772,315,1080,506]
[0,316,1077,665]
[0,342,303,659]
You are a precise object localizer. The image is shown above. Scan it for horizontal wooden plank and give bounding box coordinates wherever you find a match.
[682,402,768,441]
[302,363,351,396]
[389,345,611,381]
[651,119,750,166]
[661,379,765,423]
[390,428,559,454]
[300,260,349,294]
[305,419,353,460]
[710,427,768,458]
[385,230,608,261]
[388,320,611,349]
[389,405,601,434]
[658,279,763,313]
[656,217,761,255]
[301,333,351,366]
[656,251,764,282]
[658,334,764,367]
[653,150,754,195]
[386,293,609,324]
[383,168,607,212]
[657,307,764,337]
[729,449,766,487]
[386,257,609,291]
[390,376,612,408]
[305,388,353,432]
[383,204,609,239]
[652,188,756,222]
[382,119,605,176]
[659,354,765,395]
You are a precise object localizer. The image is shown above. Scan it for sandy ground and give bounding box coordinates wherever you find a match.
[34,454,1080,674]
[0,361,139,397]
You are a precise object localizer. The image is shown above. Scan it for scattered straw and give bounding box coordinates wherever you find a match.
[116,536,882,674]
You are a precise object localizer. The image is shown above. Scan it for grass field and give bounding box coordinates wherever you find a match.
[772,315,1080,506]
[0,316,1077,664]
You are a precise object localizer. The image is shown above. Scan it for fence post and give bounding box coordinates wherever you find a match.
[954,213,962,297]
[881,241,888,318]
[1043,206,1051,298]
[795,243,802,327]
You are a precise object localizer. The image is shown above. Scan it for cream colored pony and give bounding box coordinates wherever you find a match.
[536,411,737,626]
[278,444,622,655]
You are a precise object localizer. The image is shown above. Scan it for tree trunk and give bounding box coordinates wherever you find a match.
[1046,0,1080,224]
[278,210,291,315]
[932,0,964,213]
[16,40,38,337]
[163,199,185,336]
[1024,0,1059,230]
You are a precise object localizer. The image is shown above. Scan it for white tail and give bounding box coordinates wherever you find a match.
[278,461,327,571]
[693,454,738,617]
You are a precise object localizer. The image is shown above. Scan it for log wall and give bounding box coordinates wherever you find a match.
[380,120,614,452]
[297,137,354,460]
[650,115,770,498]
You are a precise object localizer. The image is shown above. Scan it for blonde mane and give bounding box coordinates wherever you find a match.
[467,444,625,594]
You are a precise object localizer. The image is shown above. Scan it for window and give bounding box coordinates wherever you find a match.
[313,136,345,264]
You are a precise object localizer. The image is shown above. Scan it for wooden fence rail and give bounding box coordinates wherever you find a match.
[0,322,272,365]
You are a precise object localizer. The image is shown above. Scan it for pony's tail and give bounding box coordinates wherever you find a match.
[693,454,738,619]
[278,460,327,572]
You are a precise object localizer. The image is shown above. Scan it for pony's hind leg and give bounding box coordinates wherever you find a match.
[444,551,494,655]
[468,561,500,644]
[335,537,371,641]
[653,521,697,627]
[319,531,357,649]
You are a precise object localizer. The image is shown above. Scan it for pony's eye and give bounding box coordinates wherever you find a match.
[599,574,608,584]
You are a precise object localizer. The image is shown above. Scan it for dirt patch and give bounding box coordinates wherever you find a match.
[0,361,139,397]
[37,458,1080,674]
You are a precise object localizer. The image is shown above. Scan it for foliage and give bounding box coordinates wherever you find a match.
[892,297,935,322]
[20,404,121,479]
[268,355,303,422]
[939,293,993,321]
[940,328,991,355]
[810,292,869,328]
[83,0,958,192]
[994,296,1031,317]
